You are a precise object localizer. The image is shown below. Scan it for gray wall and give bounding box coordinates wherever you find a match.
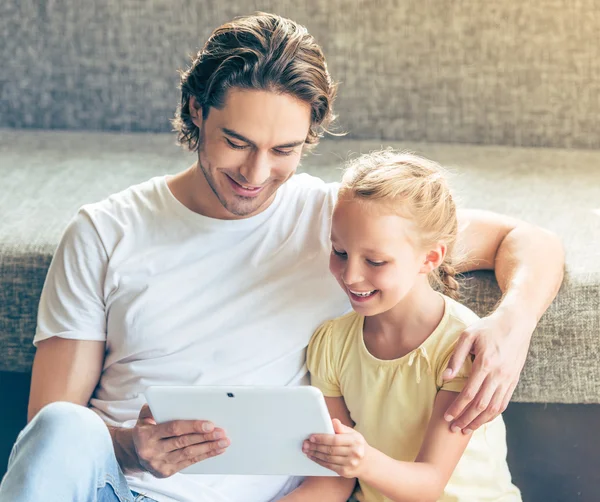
[1,0,599,148]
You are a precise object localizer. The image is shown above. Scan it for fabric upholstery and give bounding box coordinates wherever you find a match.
[1,1,599,148]
[0,129,598,404]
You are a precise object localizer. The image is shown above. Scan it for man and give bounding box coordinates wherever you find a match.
[0,12,563,502]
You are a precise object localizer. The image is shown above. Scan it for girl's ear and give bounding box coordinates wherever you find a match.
[420,244,447,274]
[189,96,203,129]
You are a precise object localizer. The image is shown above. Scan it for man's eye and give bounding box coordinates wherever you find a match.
[367,260,386,267]
[332,248,347,258]
[273,149,294,156]
[226,138,248,150]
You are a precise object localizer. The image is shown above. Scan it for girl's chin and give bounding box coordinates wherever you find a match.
[349,295,385,314]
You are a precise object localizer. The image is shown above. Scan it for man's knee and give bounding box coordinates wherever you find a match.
[28,401,112,453]
[2,402,124,499]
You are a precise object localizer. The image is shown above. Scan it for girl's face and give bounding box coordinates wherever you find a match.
[329,198,430,316]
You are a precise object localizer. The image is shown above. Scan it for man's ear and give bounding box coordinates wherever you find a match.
[420,244,447,274]
[189,96,203,129]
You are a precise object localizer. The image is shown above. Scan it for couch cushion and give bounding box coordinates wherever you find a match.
[1,129,598,403]
[2,1,599,150]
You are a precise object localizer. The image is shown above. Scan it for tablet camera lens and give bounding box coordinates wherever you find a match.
[227,392,234,398]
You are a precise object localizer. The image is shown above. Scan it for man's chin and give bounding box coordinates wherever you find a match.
[221,195,271,218]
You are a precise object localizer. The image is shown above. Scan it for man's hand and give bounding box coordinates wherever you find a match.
[303,419,370,478]
[442,310,535,434]
[131,404,230,478]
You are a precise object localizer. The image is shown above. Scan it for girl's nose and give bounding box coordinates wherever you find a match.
[342,259,364,286]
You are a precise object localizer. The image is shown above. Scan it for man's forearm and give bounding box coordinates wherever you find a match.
[280,476,355,502]
[442,214,565,430]
[108,425,142,474]
[493,224,564,327]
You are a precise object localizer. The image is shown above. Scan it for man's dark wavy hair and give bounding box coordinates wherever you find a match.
[172,12,338,152]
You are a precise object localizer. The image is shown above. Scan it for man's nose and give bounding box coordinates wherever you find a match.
[240,150,271,186]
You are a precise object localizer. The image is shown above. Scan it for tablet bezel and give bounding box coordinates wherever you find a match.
[145,385,338,476]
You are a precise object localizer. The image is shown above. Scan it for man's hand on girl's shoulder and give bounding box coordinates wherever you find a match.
[441,310,535,434]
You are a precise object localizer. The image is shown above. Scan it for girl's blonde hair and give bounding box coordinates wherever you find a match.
[339,149,461,299]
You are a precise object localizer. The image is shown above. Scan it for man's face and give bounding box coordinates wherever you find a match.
[190,88,312,219]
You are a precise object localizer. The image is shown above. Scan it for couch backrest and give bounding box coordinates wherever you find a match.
[1,0,598,148]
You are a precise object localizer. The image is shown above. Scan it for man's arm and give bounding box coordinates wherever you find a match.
[29,338,228,477]
[444,209,565,432]
[29,337,104,421]
[29,338,140,472]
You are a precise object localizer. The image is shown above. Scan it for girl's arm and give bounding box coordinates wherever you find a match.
[279,397,357,502]
[305,391,471,502]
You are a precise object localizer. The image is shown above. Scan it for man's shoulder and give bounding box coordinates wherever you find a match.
[64,176,167,251]
[80,176,166,223]
[85,175,164,211]
[286,173,339,197]
[279,173,339,218]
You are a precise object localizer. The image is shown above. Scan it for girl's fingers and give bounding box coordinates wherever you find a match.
[303,441,352,457]
[307,450,346,465]
[307,433,354,446]
[306,455,340,474]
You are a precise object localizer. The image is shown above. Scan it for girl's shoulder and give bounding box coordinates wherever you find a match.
[308,311,362,358]
[329,309,363,331]
[444,295,481,329]
[311,310,361,343]
[428,295,481,365]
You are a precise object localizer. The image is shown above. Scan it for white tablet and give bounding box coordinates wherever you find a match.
[145,385,338,476]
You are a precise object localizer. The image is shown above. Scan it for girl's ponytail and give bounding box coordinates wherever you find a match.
[437,260,460,300]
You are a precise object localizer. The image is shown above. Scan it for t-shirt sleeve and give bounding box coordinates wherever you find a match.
[34,209,108,346]
[313,180,340,254]
[306,321,342,397]
[436,339,474,393]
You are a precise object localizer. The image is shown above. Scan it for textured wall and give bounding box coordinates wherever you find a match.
[1,0,599,148]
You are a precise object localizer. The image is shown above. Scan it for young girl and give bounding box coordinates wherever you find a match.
[301,151,521,501]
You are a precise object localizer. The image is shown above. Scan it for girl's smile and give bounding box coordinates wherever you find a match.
[329,198,427,317]
[347,288,380,302]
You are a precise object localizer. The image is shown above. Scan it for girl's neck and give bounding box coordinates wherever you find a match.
[363,279,446,359]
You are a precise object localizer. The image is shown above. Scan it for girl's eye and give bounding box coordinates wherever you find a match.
[226,138,248,150]
[367,260,386,267]
[332,247,347,258]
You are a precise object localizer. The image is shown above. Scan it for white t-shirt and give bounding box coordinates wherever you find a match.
[34,173,350,502]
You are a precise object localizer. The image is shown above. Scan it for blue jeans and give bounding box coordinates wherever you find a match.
[0,402,156,502]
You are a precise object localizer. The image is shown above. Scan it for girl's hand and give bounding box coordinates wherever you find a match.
[303,418,371,478]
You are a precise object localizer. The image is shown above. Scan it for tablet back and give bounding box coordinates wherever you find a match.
[145,385,338,476]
